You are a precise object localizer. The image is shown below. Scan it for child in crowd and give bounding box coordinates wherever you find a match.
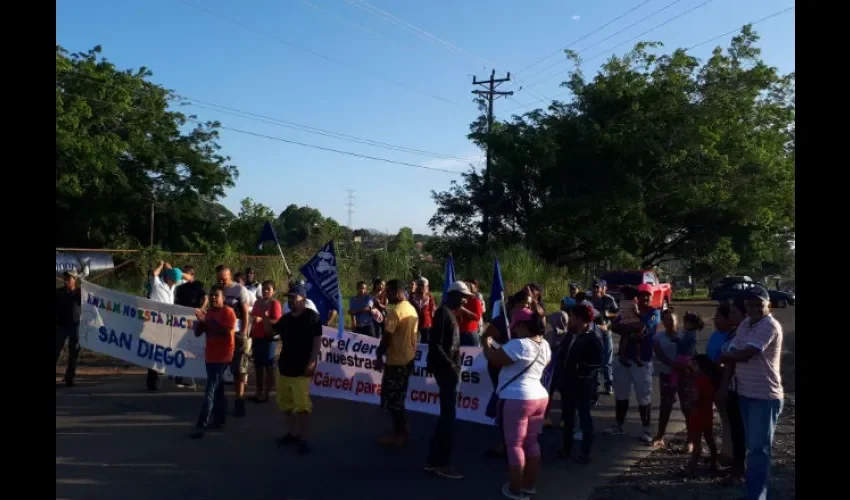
[616,286,644,367]
[250,280,282,403]
[670,311,704,389]
[685,354,721,474]
[190,285,237,439]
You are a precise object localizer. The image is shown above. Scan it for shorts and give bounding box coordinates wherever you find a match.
[231,336,252,376]
[275,373,312,413]
[380,361,414,411]
[252,338,276,368]
[613,360,653,406]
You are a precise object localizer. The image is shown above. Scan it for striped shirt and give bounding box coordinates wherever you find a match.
[733,315,783,401]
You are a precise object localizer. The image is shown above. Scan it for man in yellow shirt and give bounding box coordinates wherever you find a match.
[375,279,419,447]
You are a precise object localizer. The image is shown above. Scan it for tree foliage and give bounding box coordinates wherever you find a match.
[430,27,795,277]
[56,45,239,250]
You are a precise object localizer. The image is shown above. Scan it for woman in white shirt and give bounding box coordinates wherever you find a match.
[482,312,552,500]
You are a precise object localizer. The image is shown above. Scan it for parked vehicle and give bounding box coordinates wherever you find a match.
[710,280,796,308]
[599,270,673,310]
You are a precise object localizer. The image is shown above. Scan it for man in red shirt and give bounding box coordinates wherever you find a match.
[190,285,237,439]
[456,280,483,347]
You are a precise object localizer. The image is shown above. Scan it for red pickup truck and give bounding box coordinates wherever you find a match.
[599,270,673,310]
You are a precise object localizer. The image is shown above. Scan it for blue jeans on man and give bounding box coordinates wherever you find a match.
[593,330,614,399]
[197,363,229,429]
[739,395,783,500]
[459,331,481,347]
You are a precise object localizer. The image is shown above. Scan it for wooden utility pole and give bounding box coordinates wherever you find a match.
[149,200,155,247]
[472,70,513,244]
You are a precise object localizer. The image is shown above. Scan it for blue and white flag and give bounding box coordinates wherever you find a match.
[489,258,505,321]
[441,255,455,305]
[300,241,341,332]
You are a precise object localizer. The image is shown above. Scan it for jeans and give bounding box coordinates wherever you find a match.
[197,363,229,429]
[560,378,594,457]
[354,324,376,338]
[727,391,746,470]
[594,331,613,397]
[55,325,80,382]
[459,331,480,347]
[427,372,458,467]
[419,327,431,343]
[739,395,783,500]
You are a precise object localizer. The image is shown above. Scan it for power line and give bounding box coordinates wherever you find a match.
[501,6,795,115]
[522,0,685,87]
[59,71,474,163]
[296,0,419,53]
[344,0,550,102]
[514,0,654,76]
[175,0,460,107]
[582,0,721,64]
[59,91,467,175]
[346,0,490,67]
[685,6,794,51]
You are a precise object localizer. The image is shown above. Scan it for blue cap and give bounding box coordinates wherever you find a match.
[568,282,579,290]
[741,286,770,302]
[287,284,307,297]
[164,268,182,283]
[592,279,606,287]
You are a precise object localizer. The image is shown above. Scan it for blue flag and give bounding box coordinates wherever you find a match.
[256,221,280,251]
[442,255,455,304]
[489,258,505,321]
[299,241,341,328]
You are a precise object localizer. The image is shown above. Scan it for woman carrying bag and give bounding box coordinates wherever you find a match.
[482,312,552,500]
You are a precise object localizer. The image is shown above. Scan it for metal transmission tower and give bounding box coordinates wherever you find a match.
[472,70,513,244]
[345,189,355,229]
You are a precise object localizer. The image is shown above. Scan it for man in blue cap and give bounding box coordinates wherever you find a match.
[590,279,618,399]
[720,285,784,500]
[146,261,182,391]
[561,283,581,313]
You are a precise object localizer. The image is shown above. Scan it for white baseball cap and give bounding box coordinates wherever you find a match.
[447,281,473,296]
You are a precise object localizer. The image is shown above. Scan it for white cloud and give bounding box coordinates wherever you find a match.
[571,14,581,21]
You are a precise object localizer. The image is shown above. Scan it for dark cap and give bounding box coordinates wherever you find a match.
[592,279,607,287]
[568,282,579,290]
[287,285,307,297]
[741,286,770,302]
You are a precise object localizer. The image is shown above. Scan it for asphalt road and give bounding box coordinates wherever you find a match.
[56,301,795,500]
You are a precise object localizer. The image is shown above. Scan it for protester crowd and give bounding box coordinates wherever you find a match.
[56,263,784,500]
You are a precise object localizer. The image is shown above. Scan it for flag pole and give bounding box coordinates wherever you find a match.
[276,242,292,277]
[500,291,511,340]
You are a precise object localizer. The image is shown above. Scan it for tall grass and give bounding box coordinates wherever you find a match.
[79,244,577,305]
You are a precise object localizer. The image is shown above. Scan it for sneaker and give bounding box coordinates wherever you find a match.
[234,399,246,418]
[640,428,654,444]
[189,429,205,439]
[276,434,298,447]
[602,387,613,396]
[603,425,625,436]
[501,483,530,500]
[423,464,435,472]
[64,379,75,388]
[520,487,538,495]
[431,465,463,480]
[296,439,312,455]
[573,430,583,441]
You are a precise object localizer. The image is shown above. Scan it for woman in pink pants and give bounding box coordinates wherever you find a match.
[482,311,552,500]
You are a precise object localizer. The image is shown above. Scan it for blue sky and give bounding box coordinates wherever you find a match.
[56,0,794,235]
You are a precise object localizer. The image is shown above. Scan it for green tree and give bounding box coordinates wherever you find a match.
[226,198,277,253]
[430,27,794,269]
[389,227,415,253]
[56,45,238,250]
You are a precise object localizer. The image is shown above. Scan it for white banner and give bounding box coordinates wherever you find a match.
[313,326,495,425]
[79,282,497,425]
[80,281,207,378]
